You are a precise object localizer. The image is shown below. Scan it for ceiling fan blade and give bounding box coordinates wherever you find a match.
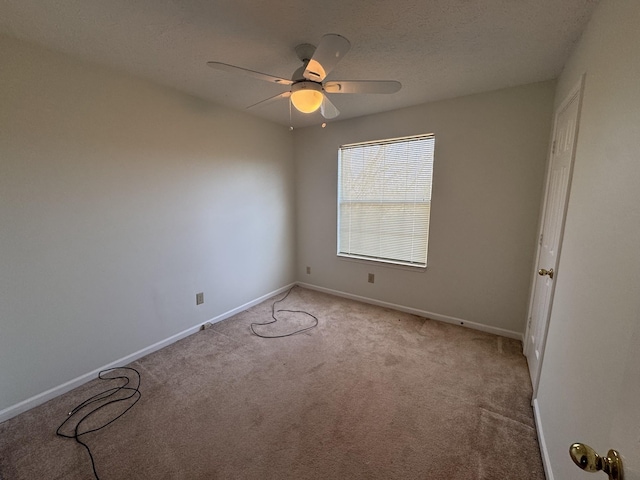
[246,91,291,110]
[324,80,401,94]
[207,62,293,86]
[320,95,340,119]
[303,34,351,82]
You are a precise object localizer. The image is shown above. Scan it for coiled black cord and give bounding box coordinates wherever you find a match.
[250,285,318,338]
[56,367,141,480]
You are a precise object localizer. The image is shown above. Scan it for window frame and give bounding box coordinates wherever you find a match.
[336,133,435,269]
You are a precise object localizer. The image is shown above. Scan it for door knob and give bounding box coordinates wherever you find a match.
[538,268,554,279]
[570,443,624,480]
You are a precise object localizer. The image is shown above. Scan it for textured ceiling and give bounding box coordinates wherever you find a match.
[0,0,600,127]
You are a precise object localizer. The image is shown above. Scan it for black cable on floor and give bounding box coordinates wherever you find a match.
[250,285,318,338]
[56,367,141,480]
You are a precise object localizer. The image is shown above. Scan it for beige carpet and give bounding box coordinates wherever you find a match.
[0,286,545,479]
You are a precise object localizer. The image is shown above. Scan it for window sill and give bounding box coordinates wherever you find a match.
[337,254,427,272]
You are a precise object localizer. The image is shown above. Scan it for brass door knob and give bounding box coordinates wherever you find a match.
[570,443,624,480]
[538,268,554,279]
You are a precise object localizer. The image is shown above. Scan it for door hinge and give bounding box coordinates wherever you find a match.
[552,140,556,154]
[539,233,543,246]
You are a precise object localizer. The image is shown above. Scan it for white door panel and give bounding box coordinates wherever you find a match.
[608,325,640,479]
[565,322,640,480]
[525,78,582,393]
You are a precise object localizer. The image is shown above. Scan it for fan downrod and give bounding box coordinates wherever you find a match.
[295,43,316,63]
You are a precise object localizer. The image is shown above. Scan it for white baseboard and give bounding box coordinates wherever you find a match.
[0,283,295,424]
[296,282,523,341]
[1,282,520,423]
[533,398,553,480]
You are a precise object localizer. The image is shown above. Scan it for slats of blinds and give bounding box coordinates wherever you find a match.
[338,135,434,267]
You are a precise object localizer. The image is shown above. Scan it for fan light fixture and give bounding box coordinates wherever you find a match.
[290,82,323,113]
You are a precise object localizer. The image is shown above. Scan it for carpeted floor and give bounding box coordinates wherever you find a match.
[0,286,545,479]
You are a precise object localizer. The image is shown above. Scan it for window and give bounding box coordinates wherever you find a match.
[337,134,435,268]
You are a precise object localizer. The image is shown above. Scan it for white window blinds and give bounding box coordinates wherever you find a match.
[337,134,434,267]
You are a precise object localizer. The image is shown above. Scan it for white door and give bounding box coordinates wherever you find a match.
[524,78,583,394]
[600,327,640,480]
[537,291,640,480]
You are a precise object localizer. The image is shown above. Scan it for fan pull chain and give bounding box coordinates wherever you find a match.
[289,98,293,131]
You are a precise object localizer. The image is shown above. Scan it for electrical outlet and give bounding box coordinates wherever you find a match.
[306,266,311,274]
[368,273,375,283]
[196,292,204,305]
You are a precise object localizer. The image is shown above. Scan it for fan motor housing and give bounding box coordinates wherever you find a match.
[291,81,322,94]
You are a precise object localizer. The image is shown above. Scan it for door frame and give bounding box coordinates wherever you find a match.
[524,75,585,398]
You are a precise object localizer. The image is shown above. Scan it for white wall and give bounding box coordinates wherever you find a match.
[294,82,555,335]
[535,1,640,478]
[0,35,295,412]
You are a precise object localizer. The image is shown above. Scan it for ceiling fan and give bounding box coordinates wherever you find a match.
[207,34,401,120]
